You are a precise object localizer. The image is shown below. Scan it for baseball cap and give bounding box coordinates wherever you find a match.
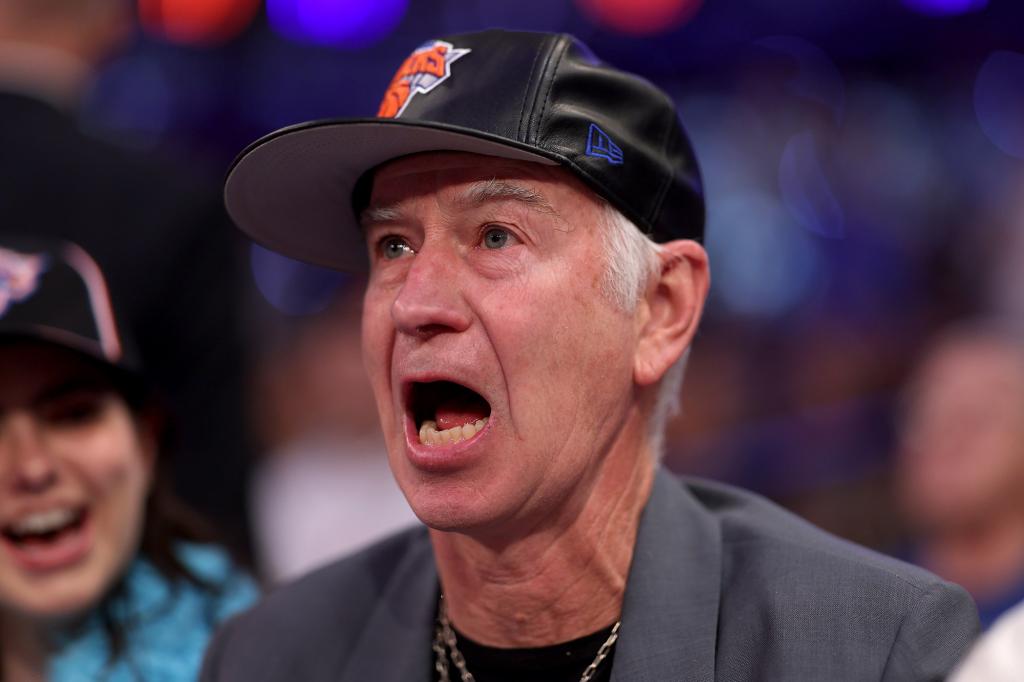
[225,29,704,271]
[0,234,141,379]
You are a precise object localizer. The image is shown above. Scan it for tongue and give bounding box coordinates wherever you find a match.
[435,395,489,430]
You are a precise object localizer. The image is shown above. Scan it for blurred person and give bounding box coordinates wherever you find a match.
[0,235,257,681]
[204,30,977,681]
[898,322,1024,628]
[251,286,415,582]
[0,0,255,557]
[950,598,1024,681]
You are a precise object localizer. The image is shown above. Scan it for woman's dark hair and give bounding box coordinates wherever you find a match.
[96,369,241,665]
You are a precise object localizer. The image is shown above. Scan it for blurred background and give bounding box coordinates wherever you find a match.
[9,0,1024,626]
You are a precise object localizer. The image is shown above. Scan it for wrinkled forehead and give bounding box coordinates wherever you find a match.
[365,151,603,217]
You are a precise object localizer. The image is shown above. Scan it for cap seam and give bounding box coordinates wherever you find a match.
[517,38,551,143]
[531,35,571,147]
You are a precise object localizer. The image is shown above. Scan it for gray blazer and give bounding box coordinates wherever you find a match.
[201,470,979,681]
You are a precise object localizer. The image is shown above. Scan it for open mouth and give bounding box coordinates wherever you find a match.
[408,380,491,446]
[2,507,87,549]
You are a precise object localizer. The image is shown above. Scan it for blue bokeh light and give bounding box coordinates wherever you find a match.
[901,0,987,16]
[267,0,409,49]
[706,192,823,319]
[975,50,1024,160]
[779,132,845,239]
[85,51,174,146]
[755,36,845,126]
[250,244,347,316]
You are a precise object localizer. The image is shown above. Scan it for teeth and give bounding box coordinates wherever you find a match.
[9,508,77,536]
[418,418,488,446]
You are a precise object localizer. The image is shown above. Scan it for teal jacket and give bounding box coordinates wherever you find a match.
[51,543,258,682]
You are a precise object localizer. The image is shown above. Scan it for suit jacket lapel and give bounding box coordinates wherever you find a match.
[611,468,721,682]
[341,530,439,682]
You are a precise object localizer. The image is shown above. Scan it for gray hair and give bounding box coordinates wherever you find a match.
[597,203,690,460]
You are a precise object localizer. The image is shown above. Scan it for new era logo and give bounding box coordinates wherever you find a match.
[585,123,624,165]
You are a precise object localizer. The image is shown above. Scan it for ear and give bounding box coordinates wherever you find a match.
[634,240,710,386]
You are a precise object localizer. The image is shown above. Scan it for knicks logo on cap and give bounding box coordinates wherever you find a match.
[0,247,47,318]
[378,40,471,119]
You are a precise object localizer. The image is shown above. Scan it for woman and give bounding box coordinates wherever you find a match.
[0,235,258,681]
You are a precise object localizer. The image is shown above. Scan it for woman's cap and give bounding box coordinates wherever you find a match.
[0,233,140,375]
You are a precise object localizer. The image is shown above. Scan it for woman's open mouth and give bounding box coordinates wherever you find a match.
[1,507,91,572]
[408,380,491,447]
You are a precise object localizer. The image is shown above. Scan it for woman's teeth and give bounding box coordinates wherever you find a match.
[418,418,487,446]
[7,508,79,537]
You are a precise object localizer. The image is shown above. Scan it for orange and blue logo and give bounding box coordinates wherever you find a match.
[0,247,47,318]
[377,40,471,119]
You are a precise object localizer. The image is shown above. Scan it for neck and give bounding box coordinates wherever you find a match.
[921,511,1024,600]
[0,614,49,682]
[431,434,655,648]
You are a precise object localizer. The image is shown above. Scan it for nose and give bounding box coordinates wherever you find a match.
[391,244,471,339]
[0,413,59,493]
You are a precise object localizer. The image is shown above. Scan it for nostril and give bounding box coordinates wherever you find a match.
[415,323,454,338]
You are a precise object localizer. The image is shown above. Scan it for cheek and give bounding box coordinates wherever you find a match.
[488,260,632,432]
[362,290,398,429]
[70,427,148,495]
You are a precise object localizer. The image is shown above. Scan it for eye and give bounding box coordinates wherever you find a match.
[378,236,414,260]
[482,226,517,250]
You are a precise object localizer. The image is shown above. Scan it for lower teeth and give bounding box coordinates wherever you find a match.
[418,418,487,446]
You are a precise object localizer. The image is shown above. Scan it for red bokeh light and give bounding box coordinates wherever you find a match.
[574,0,703,36]
[138,0,260,45]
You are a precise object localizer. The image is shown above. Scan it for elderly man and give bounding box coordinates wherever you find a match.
[204,30,977,681]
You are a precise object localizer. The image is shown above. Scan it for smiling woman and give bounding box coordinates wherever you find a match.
[0,235,258,681]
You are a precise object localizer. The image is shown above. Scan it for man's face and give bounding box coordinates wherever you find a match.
[899,336,1024,529]
[361,152,643,536]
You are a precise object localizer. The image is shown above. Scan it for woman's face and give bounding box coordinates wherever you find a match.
[0,343,154,623]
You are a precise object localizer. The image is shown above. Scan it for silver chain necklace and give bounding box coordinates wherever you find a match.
[433,597,621,682]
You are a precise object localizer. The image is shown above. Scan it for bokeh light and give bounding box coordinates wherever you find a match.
[267,0,409,49]
[250,245,347,316]
[755,36,845,126]
[574,0,703,36]
[84,52,174,146]
[779,132,845,239]
[901,0,987,16]
[706,192,823,319]
[137,0,259,45]
[974,51,1024,160]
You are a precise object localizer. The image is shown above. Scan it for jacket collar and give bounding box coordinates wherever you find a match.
[611,468,721,682]
[341,530,439,681]
[341,468,721,682]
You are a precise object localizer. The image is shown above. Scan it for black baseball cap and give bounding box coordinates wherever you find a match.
[0,234,141,380]
[225,29,704,271]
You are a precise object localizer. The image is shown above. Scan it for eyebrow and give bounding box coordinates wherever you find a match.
[32,377,111,407]
[359,178,557,227]
[457,178,557,216]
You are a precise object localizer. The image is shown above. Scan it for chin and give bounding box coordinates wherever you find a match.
[3,553,128,625]
[401,478,516,535]
[5,580,106,625]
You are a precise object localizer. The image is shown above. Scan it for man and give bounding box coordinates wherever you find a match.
[0,0,254,556]
[204,30,978,681]
[897,322,1024,628]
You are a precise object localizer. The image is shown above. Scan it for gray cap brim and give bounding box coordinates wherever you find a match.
[224,118,556,272]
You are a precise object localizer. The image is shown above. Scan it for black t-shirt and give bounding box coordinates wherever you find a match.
[433,623,617,682]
